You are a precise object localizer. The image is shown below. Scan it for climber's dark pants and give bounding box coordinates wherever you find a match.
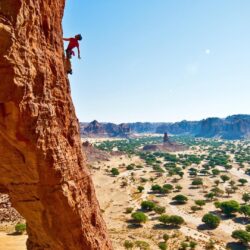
[66,49,72,59]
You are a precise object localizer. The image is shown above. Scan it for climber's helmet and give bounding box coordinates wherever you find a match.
[75,34,82,41]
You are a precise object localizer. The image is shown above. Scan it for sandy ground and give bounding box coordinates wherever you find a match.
[1,138,249,250]
[90,140,249,249]
[0,232,27,250]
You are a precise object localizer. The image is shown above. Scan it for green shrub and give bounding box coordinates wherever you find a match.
[111,168,119,176]
[138,186,144,193]
[126,207,134,213]
[239,205,250,218]
[172,195,188,204]
[158,241,167,250]
[15,223,26,234]
[232,230,250,244]
[159,214,184,226]
[195,200,206,208]
[124,240,134,249]
[216,200,240,216]
[131,212,148,224]
[135,240,150,250]
[163,233,169,242]
[202,213,220,229]
[154,206,166,214]
[141,200,156,211]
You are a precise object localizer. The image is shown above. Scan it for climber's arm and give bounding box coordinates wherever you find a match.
[77,46,81,59]
[63,38,70,41]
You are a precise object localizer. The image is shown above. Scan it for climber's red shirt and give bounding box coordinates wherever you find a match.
[67,38,79,50]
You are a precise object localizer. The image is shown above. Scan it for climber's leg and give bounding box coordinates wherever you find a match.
[64,49,73,74]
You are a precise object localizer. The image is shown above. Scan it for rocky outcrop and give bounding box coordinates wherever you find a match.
[163,132,171,144]
[0,194,23,224]
[0,1,112,250]
[82,141,110,163]
[142,134,187,152]
[81,120,131,138]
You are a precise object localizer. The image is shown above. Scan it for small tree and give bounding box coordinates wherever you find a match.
[159,214,184,227]
[191,178,203,188]
[229,180,236,187]
[205,192,215,201]
[195,200,206,208]
[210,187,223,197]
[167,215,184,226]
[135,240,150,250]
[175,185,183,192]
[124,240,134,249]
[158,214,169,225]
[232,230,250,245]
[172,195,188,204]
[217,200,240,216]
[163,234,169,242]
[242,193,250,204]
[15,223,26,234]
[138,186,144,193]
[131,212,148,224]
[202,213,220,229]
[189,241,197,249]
[126,207,134,213]
[154,206,166,214]
[162,184,173,193]
[220,175,230,183]
[238,178,248,186]
[239,205,250,218]
[158,242,167,250]
[141,200,156,211]
[214,180,220,186]
[212,169,220,176]
[246,225,250,232]
[191,206,200,213]
[111,168,119,176]
[151,184,162,193]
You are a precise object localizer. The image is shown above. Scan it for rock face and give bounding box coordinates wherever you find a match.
[197,115,250,139]
[0,1,112,250]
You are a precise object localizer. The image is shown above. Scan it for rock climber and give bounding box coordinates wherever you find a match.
[63,34,82,74]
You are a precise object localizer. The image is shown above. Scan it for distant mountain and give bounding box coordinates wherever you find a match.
[80,120,131,138]
[80,114,250,140]
[197,115,250,139]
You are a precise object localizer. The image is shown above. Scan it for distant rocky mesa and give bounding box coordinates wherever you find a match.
[81,120,131,138]
[143,133,188,152]
[81,114,250,139]
[0,1,112,250]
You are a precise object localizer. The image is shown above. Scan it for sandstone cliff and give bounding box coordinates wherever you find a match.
[0,1,112,249]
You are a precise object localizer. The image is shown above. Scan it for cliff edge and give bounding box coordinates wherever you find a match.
[0,1,112,249]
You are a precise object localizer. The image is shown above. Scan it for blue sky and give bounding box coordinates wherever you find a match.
[63,0,250,123]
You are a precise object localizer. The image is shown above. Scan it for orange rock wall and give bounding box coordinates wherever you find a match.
[0,1,112,249]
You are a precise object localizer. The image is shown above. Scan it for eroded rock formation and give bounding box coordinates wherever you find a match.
[0,1,112,249]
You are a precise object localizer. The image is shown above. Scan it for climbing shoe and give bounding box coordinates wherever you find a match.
[67,69,73,75]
